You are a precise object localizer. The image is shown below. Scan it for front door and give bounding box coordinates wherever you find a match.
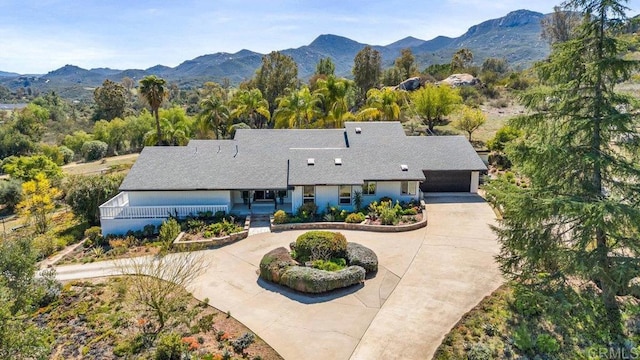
[253,190,275,201]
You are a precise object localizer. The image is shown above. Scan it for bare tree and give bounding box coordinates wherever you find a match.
[541,6,582,45]
[116,252,208,333]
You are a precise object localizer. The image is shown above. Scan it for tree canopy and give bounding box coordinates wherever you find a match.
[486,0,640,340]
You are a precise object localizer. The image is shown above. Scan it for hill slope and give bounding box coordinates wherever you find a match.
[0,9,549,99]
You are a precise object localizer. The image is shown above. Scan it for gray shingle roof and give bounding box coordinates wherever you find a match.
[120,122,486,191]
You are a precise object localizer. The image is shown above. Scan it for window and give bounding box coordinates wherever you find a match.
[303,185,315,203]
[401,181,416,195]
[339,185,352,205]
[362,181,376,195]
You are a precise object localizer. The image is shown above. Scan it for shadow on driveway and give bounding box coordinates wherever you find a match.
[257,278,364,304]
[424,193,487,204]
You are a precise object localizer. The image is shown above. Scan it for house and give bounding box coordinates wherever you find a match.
[99,122,486,235]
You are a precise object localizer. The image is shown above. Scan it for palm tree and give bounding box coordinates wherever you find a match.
[273,87,322,129]
[314,76,355,128]
[230,89,271,128]
[139,75,168,145]
[356,88,401,121]
[198,94,230,139]
[143,107,193,146]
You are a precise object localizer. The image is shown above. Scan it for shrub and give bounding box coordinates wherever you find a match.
[231,332,255,354]
[345,212,365,223]
[294,231,347,262]
[0,178,22,212]
[273,210,288,224]
[402,208,418,216]
[378,196,392,203]
[466,342,492,360]
[296,202,318,221]
[369,200,403,225]
[84,226,104,247]
[312,258,346,272]
[487,125,521,152]
[81,140,108,161]
[58,145,75,164]
[155,332,188,360]
[535,334,560,354]
[159,218,181,249]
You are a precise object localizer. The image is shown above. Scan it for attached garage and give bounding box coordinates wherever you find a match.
[421,170,472,192]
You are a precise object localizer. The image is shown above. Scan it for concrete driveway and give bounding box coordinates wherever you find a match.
[54,194,502,360]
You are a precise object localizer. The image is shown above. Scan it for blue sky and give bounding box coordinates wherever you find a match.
[1,0,638,74]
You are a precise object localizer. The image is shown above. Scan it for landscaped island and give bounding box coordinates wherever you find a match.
[259,231,378,294]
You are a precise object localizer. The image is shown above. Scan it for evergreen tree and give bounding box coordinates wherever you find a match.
[486,0,640,339]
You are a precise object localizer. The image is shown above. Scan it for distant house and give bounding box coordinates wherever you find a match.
[99,122,486,235]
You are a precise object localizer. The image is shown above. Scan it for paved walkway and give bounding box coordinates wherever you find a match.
[53,195,502,360]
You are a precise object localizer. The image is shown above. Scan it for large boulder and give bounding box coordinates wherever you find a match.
[397,77,421,91]
[259,247,297,283]
[279,266,365,293]
[439,73,480,87]
[346,243,378,274]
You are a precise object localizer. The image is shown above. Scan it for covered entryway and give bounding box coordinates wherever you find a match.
[421,170,472,192]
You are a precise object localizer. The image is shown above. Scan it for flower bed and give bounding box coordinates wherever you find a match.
[173,215,250,250]
[271,199,427,232]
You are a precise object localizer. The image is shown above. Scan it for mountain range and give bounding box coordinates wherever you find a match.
[0,9,549,100]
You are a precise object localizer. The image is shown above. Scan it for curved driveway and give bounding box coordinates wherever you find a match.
[54,195,502,360]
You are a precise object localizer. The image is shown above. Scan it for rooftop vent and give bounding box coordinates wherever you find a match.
[355,127,362,134]
[334,158,342,165]
[400,164,408,171]
[307,158,315,166]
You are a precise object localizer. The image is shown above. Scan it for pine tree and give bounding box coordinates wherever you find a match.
[486,0,640,339]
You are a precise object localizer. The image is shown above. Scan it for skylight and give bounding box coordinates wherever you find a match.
[355,127,362,134]
[335,158,342,165]
[307,158,315,166]
[401,164,408,171]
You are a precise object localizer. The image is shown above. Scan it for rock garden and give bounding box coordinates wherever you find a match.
[259,230,378,294]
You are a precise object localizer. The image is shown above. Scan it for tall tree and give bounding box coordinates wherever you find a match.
[357,88,402,121]
[64,173,124,225]
[198,94,230,139]
[139,75,167,146]
[254,51,299,114]
[394,48,417,79]
[541,5,582,44]
[314,76,355,128]
[315,57,336,77]
[230,89,271,129]
[409,84,462,132]
[486,0,640,338]
[273,87,321,129]
[93,79,127,121]
[17,173,61,234]
[450,48,474,72]
[352,46,382,101]
[453,106,486,141]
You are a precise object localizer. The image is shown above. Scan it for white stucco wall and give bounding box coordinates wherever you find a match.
[101,218,165,236]
[127,190,232,209]
[289,181,419,213]
[375,181,420,203]
[471,171,479,193]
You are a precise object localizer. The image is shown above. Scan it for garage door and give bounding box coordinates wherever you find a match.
[421,171,471,192]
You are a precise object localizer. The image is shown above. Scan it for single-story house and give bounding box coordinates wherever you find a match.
[99,122,486,235]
